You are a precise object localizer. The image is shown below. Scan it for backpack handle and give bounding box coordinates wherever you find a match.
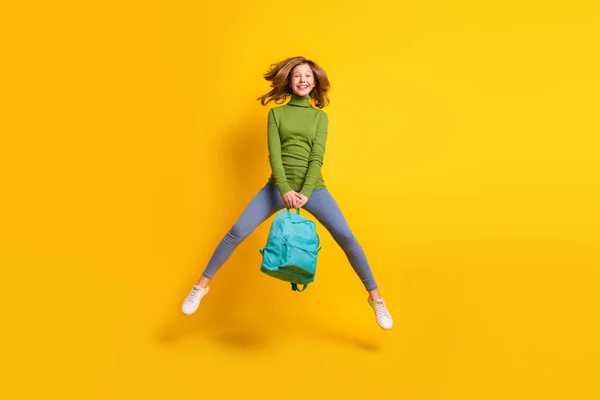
[291,283,308,292]
[286,208,301,216]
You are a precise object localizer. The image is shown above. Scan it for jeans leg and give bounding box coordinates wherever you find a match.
[202,183,285,279]
[303,189,378,291]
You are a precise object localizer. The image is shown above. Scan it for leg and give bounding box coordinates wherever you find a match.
[302,188,393,329]
[182,183,284,315]
[302,189,378,293]
[200,183,285,283]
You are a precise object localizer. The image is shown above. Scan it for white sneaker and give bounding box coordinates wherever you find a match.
[181,285,209,315]
[368,297,393,330]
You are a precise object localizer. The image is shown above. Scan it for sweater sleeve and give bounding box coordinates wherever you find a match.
[300,111,328,198]
[267,108,292,196]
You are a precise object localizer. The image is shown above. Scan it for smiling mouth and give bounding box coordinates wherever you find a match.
[297,85,309,90]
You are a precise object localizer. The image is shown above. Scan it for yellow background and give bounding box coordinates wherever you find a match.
[1,1,599,399]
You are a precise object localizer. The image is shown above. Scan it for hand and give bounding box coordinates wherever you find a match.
[282,190,299,208]
[295,193,308,208]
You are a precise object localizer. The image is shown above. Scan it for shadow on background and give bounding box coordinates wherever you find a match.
[156,110,269,339]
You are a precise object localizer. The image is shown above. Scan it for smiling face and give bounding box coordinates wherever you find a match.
[289,63,316,97]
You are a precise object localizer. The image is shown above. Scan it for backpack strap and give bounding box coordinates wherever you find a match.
[291,283,308,292]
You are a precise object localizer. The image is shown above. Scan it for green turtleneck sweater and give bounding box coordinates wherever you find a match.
[267,93,328,198]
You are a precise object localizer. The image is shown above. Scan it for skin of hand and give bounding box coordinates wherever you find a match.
[295,193,308,208]
[282,190,299,208]
[282,191,310,209]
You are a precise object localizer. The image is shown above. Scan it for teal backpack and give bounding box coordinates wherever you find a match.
[259,208,322,292]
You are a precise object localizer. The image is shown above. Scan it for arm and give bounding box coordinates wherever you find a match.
[299,111,328,198]
[267,108,292,196]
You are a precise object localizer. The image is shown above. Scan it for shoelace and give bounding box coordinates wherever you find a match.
[187,288,200,303]
[373,300,390,319]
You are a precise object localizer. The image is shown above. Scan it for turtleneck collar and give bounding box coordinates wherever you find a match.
[287,93,312,108]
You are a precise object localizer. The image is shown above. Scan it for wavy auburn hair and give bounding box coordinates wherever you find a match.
[256,56,331,109]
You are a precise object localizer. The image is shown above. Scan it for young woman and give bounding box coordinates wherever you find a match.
[181,56,393,330]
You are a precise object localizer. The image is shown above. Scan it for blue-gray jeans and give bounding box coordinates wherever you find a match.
[202,183,378,291]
